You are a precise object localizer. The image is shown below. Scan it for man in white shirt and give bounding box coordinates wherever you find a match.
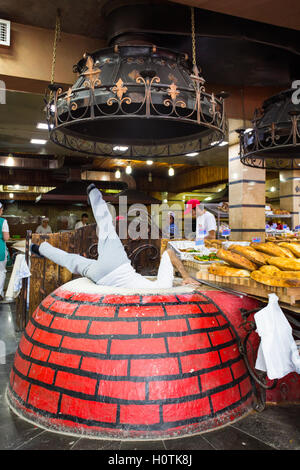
[31,185,198,289]
[75,213,89,230]
[185,199,217,240]
[36,217,52,234]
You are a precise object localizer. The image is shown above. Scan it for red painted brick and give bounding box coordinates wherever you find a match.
[32,308,53,327]
[200,303,219,314]
[61,336,108,354]
[188,316,219,330]
[29,363,55,385]
[118,305,165,318]
[141,295,178,303]
[32,328,62,348]
[81,357,128,376]
[89,320,138,336]
[200,367,233,393]
[53,289,75,300]
[215,315,229,326]
[48,351,81,369]
[60,395,117,423]
[110,337,166,355]
[149,376,200,400]
[219,344,240,363]
[12,373,30,402]
[239,376,252,398]
[49,300,78,316]
[211,384,241,412]
[55,371,97,395]
[50,316,89,334]
[180,351,220,374]
[231,359,247,380]
[163,396,211,422]
[14,351,31,376]
[168,332,211,353]
[30,345,50,362]
[177,294,207,302]
[141,318,188,335]
[165,304,201,316]
[75,304,116,318]
[131,357,179,377]
[25,321,35,338]
[41,296,56,309]
[102,295,140,304]
[18,336,33,357]
[70,292,102,302]
[120,404,160,425]
[209,328,233,347]
[28,384,60,414]
[99,380,146,400]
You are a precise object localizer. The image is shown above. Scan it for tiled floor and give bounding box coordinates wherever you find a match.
[0,302,299,451]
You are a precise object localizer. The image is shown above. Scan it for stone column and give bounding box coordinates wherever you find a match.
[279,170,300,230]
[228,125,266,241]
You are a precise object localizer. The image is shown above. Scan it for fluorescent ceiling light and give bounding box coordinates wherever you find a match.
[30,139,47,145]
[186,152,199,157]
[113,145,128,152]
[218,141,228,146]
[37,123,48,130]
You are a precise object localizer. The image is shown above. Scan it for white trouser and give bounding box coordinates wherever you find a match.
[39,188,130,283]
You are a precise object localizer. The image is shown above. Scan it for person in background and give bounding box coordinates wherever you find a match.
[36,217,52,234]
[0,202,10,300]
[75,213,89,230]
[163,212,179,239]
[184,199,217,240]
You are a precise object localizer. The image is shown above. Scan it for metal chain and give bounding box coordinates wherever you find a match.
[191,6,196,67]
[50,9,61,85]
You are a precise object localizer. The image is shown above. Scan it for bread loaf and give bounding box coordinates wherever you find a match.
[278,242,300,258]
[250,242,293,258]
[228,245,266,266]
[208,263,250,277]
[266,257,300,271]
[251,270,300,287]
[216,248,257,271]
[259,265,300,278]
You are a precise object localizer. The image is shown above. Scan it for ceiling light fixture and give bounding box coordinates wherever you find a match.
[45,6,226,160]
[146,160,153,165]
[115,169,121,179]
[186,152,199,157]
[30,139,47,145]
[168,167,175,176]
[125,164,132,174]
[238,88,300,170]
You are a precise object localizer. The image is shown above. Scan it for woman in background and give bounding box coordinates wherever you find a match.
[0,202,10,300]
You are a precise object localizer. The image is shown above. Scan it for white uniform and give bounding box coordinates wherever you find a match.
[36,224,52,234]
[196,211,217,236]
[39,188,174,289]
[74,221,88,230]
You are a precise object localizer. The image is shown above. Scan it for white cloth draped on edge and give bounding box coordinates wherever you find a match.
[254,293,300,380]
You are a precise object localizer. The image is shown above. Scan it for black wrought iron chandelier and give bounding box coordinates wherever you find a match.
[238,88,300,170]
[45,6,227,159]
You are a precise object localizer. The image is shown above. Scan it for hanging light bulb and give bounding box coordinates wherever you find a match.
[115,169,121,179]
[125,163,132,175]
[168,167,175,176]
[146,160,153,165]
[148,172,152,182]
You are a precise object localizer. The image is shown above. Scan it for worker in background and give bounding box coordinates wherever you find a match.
[184,199,217,240]
[36,217,52,234]
[0,202,10,300]
[75,213,89,230]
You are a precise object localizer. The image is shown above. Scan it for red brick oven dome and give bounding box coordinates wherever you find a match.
[6,278,260,439]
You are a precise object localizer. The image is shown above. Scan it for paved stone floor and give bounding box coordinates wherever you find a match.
[0,302,299,451]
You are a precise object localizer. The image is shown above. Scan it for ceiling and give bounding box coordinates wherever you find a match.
[0,0,298,190]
